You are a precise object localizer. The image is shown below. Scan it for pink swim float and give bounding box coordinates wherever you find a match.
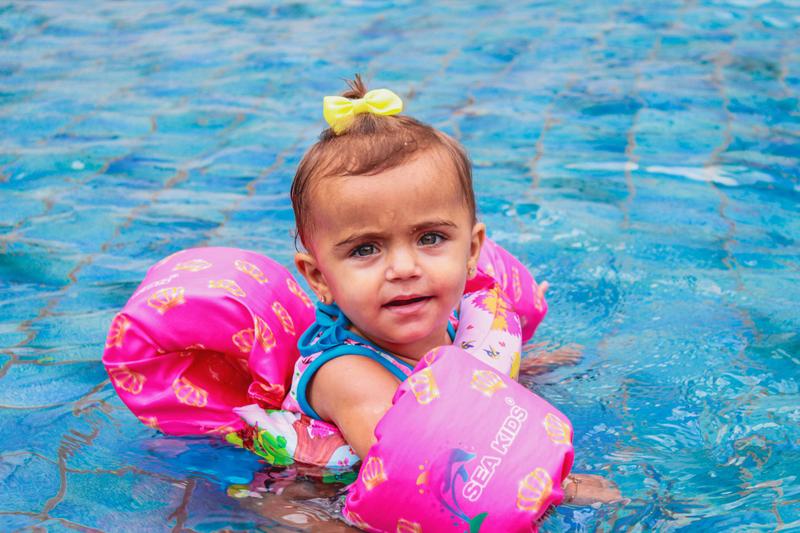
[103,247,315,436]
[343,346,574,532]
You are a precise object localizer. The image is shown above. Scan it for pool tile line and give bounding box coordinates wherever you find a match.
[9,103,252,351]
[0,29,165,131]
[71,379,114,417]
[61,464,183,485]
[703,29,767,358]
[0,158,18,183]
[734,456,784,527]
[48,517,105,533]
[402,7,521,128]
[529,76,579,191]
[451,19,556,146]
[2,26,243,258]
[197,138,304,247]
[528,4,634,193]
[707,49,742,281]
[193,67,321,246]
[0,351,17,380]
[34,384,118,520]
[0,400,106,411]
[0,119,158,267]
[167,478,197,533]
[0,8,52,121]
[403,45,464,104]
[621,34,663,228]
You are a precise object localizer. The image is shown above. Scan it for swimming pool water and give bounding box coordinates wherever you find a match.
[1,1,799,531]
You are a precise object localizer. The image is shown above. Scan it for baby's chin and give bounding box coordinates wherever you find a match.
[365,327,450,359]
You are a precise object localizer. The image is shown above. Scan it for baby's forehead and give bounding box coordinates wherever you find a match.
[315,155,461,204]
[306,161,468,234]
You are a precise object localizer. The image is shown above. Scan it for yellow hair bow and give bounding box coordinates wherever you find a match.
[323,89,403,134]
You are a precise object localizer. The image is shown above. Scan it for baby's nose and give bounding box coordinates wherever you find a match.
[385,248,421,280]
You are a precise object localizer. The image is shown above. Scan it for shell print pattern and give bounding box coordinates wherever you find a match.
[271,301,295,335]
[234,259,269,284]
[206,423,236,435]
[516,467,553,513]
[343,510,371,530]
[179,343,206,357]
[421,348,445,367]
[109,365,146,395]
[249,381,284,401]
[232,328,255,353]
[173,259,213,272]
[105,314,130,348]
[361,456,388,491]
[396,519,423,533]
[512,266,522,303]
[138,415,161,431]
[533,282,546,313]
[470,369,507,397]
[406,368,440,405]
[208,279,246,298]
[254,316,276,352]
[543,413,572,445]
[286,278,313,308]
[147,287,186,315]
[172,376,208,408]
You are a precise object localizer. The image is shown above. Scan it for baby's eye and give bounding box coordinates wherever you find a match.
[419,233,445,246]
[351,244,377,257]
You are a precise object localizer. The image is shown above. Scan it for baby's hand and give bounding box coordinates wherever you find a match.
[537,280,549,298]
[519,343,583,377]
[562,474,623,506]
[534,280,549,312]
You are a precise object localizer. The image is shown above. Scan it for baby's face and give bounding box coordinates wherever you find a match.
[296,151,484,361]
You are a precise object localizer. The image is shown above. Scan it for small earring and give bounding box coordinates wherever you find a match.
[468,266,476,277]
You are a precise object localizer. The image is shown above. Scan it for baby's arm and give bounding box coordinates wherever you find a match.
[306,355,400,459]
[562,473,623,505]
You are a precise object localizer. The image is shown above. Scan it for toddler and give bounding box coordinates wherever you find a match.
[281,76,619,506]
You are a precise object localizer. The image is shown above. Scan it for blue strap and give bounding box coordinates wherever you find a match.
[296,301,456,420]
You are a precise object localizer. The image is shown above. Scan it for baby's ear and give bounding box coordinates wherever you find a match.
[468,222,486,270]
[295,252,331,303]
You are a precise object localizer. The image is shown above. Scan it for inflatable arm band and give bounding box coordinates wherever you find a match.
[470,239,547,344]
[344,346,574,532]
[102,247,315,436]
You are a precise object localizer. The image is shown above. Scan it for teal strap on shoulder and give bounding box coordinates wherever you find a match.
[296,344,412,420]
[296,301,414,420]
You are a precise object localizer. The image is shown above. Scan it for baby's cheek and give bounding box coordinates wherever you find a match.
[440,271,468,304]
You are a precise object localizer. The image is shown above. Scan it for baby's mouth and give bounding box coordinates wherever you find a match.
[383,295,431,308]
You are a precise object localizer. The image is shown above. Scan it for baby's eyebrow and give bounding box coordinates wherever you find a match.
[411,219,458,232]
[334,231,384,249]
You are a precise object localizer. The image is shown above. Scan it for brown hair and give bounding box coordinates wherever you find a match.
[291,75,476,248]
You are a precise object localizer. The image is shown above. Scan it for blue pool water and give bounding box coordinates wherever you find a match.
[2,1,799,531]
